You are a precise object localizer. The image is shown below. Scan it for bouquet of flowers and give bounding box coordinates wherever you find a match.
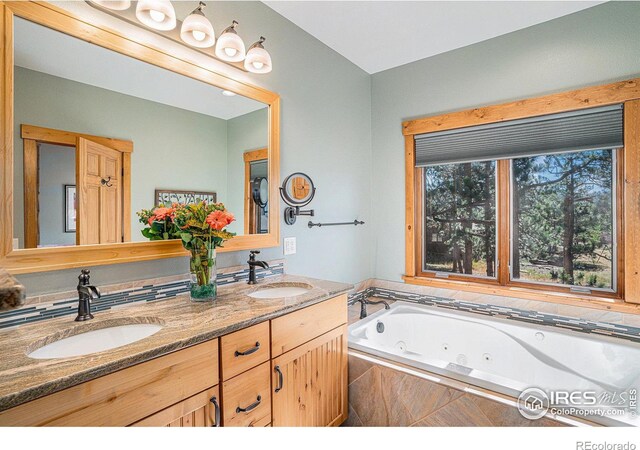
[137,201,235,300]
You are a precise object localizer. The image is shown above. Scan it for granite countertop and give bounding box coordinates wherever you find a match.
[0,274,352,412]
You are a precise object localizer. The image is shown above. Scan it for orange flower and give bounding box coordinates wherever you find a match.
[153,207,175,221]
[206,210,235,230]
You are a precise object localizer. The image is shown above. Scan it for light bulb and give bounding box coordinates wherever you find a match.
[244,37,272,74]
[215,21,246,62]
[149,9,165,23]
[135,0,176,31]
[192,30,206,41]
[180,2,215,48]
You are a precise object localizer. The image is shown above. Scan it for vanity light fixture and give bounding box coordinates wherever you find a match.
[90,0,131,10]
[221,90,236,97]
[180,2,215,48]
[215,20,246,62]
[86,1,272,74]
[136,0,176,31]
[244,37,272,74]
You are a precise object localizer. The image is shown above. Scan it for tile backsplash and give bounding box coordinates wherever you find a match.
[347,280,640,343]
[0,260,284,330]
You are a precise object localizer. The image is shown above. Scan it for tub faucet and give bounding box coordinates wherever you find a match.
[247,250,269,285]
[357,297,390,320]
[75,269,101,322]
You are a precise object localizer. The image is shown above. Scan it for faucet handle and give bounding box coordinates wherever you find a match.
[89,286,101,299]
[249,250,260,261]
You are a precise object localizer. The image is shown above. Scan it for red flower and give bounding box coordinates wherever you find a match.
[206,210,235,230]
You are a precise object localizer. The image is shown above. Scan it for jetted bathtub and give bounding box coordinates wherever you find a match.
[348,302,640,426]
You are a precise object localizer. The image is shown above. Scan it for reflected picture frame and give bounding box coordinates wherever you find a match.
[64,185,76,233]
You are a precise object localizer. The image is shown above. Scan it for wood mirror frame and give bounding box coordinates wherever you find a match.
[0,1,280,274]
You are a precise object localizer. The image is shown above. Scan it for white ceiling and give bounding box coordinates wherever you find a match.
[264,1,605,74]
[14,17,266,120]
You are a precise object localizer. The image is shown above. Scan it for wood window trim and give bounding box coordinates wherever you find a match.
[404,78,640,310]
[0,1,281,274]
[243,148,268,234]
[21,125,133,249]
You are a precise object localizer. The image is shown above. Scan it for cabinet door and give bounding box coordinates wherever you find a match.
[132,386,220,427]
[271,325,348,427]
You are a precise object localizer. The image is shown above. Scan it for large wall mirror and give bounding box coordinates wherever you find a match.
[0,2,280,273]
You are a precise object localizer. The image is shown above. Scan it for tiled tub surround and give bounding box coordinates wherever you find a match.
[0,260,284,330]
[348,302,640,426]
[344,282,640,427]
[345,351,564,427]
[0,271,351,411]
[347,282,640,344]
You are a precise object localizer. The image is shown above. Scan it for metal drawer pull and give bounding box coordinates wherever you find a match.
[234,341,260,357]
[274,365,284,393]
[236,395,262,414]
[209,396,221,427]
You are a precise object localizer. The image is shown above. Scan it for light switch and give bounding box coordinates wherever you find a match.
[284,237,296,255]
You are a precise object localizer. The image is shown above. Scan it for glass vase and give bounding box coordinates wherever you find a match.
[189,243,217,302]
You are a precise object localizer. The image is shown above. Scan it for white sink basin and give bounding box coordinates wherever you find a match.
[28,323,163,359]
[248,284,311,299]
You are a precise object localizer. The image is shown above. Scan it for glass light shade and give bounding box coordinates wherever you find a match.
[215,27,246,62]
[91,0,131,10]
[245,45,272,74]
[136,0,176,31]
[180,12,215,48]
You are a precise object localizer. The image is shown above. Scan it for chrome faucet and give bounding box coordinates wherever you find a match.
[357,297,390,320]
[247,250,269,285]
[75,269,101,321]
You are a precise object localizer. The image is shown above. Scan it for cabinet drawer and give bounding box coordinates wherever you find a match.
[0,339,219,426]
[131,386,220,427]
[221,361,271,427]
[271,294,347,357]
[220,321,270,380]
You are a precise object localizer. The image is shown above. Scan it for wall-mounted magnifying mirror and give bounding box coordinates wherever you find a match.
[252,177,269,208]
[279,172,316,225]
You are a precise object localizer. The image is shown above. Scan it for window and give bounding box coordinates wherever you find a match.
[511,149,615,291]
[409,101,627,300]
[423,161,496,277]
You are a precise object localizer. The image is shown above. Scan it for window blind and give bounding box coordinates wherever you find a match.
[414,104,623,167]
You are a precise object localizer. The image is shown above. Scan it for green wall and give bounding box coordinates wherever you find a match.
[370,1,640,282]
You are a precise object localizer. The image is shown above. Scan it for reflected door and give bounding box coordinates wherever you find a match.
[76,137,122,245]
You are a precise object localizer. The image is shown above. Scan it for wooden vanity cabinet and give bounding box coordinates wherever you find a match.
[270,294,348,427]
[0,293,348,427]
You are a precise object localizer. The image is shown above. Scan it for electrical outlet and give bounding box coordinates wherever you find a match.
[284,237,296,255]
